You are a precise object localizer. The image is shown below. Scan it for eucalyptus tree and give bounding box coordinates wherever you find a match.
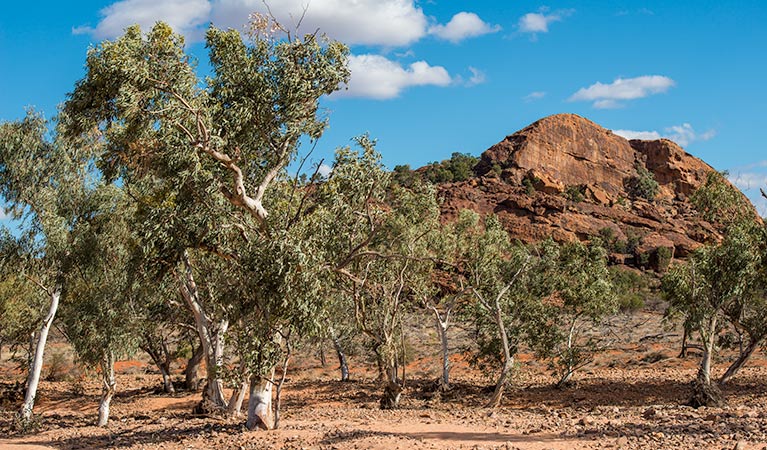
[414,210,478,391]
[0,112,100,423]
[661,169,767,404]
[64,18,349,228]
[339,181,439,409]
[63,17,350,428]
[662,222,763,407]
[461,214,555,407]
[541,241,616,388]
[59,186,142,426]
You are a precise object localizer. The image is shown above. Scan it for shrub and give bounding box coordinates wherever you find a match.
[45,350,70,382]
[421,152,479,184]
[656,246,673,273]
[522,178,535,196]
[625,164,659,201]
[613,239,628,254]
[626,234,642,255]
[564,185,585,203]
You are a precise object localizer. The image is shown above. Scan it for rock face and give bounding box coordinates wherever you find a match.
[439,114,732,269]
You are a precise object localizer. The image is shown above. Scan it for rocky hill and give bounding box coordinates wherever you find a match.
[437,113,733,271]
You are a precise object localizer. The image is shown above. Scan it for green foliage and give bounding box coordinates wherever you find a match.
[663,220,765,402]
[64,20,350,225]
[596,227,635,255]
[460,217,556,374]
[538,241,617,386]
[656,246,673,272]
[491,163,503,177]
[598,227,615,245]
[624,164,659,201]
[391,152,479,187]
[691,171,753,227]
[522,178,535,196]
[610,267,649,312]
[391,164,418,188]
[0,273,39,360]
[59,188,143,370]
[564,185,585,203]
[421,152,479,184]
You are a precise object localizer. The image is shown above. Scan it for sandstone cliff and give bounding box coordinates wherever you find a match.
[438,114,732,270]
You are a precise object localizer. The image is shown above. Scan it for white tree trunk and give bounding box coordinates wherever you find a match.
[178,251,228,409]
[227,380,249,418]
[19,283,62,421]
[690,316,722,407]
[97,350,116,427]
[430,307,451,389]
[246,370,275,430]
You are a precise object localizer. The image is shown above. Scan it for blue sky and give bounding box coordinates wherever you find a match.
[1,1,766,213]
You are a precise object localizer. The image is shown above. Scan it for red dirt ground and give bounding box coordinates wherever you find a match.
[2,311,767,449]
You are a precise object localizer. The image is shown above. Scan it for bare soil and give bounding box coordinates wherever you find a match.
[2,311,767,449]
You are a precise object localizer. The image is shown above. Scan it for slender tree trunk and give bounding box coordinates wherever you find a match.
[185,344,204,391]
[689,318,722,407]
[19,282,62,422]
[97,350,116,427]
[380,362,403,410]
[556,317,579,389]
[227,380,249,418]
[488,295,513,408]
[226,358,249,418]
[143,336,175,394]
[720,338,761,385]
[373,344,386,382]
[159,363,174,394]
[273,339,292,430]
[431,308,451,390]
[329,327,349,382]
[207,319,229,406]
[679,328,689,358]
[318,344,327,367]
[178,252,228,410]
[246,369,275,430]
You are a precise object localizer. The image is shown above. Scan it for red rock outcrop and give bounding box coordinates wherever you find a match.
[438,114,741,269]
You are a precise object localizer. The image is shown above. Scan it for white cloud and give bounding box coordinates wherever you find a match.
[467,67,486,86]
[613,129,662,140]
[665,123,716,147]
[593,99,623,109]
[317,163,332,178]
[518,9,573,36]
[569,75,675,108]
[211,0,428,47]
[729,172,767,191]
[612,123,716,147]
[735,160,767,171]
[523,91,547,102]
[728,172,767,216]
[335,54,452,100]
[73,0,211,40]
[429,12,500,43]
